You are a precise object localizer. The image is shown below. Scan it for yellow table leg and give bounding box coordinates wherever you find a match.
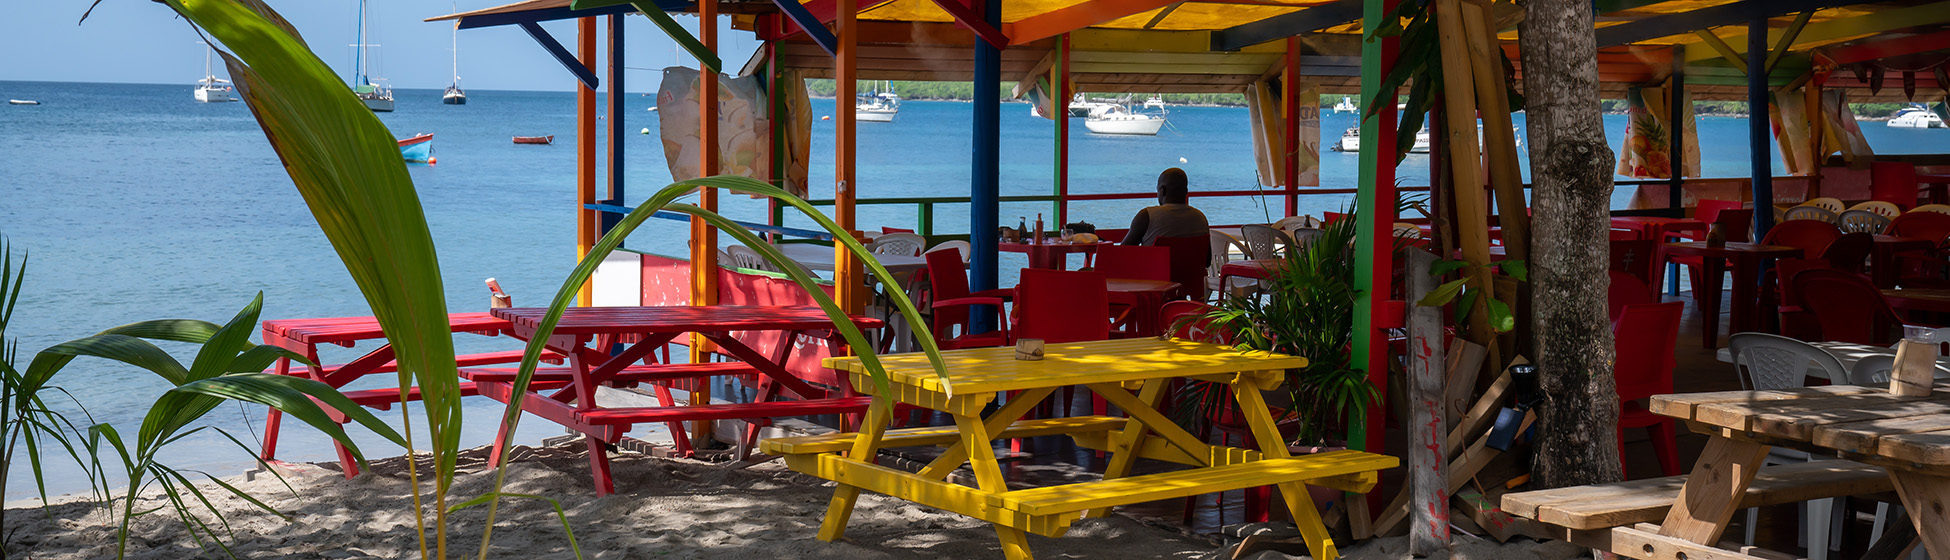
[955,410,1038,560]
[996,524,1035,560]
[1085,380,1167,518]
[916,388,1055,480]
[817,396,895,542]
[1234,380,1338,560]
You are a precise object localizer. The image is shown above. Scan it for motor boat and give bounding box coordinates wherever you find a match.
[1083,104,1166,135]
[1332,96,1357,114]
[1333,126,1360,152]
[1888,104,1945,129]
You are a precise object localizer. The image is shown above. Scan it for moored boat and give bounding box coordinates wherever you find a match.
[1889,104,1945,129]
[856,81,899,123]
[350,0,394,113]
[8,100,39,106]
[1083,103,1167,135]
[192,43,236,103]
[397,133,434,162]
[513,135,554,145]
[442,2,467,105]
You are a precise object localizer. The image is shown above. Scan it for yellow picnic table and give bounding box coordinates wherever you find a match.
[760,338,1398,560]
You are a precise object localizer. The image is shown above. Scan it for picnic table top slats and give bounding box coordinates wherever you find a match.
[824,338,1304,395]
[491,306,882,335]
[263,312,511,344]
[1654,386,1950,467]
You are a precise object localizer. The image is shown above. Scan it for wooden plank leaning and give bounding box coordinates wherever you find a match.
[1406,250,1451,555]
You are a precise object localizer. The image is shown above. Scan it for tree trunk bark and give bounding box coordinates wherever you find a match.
[1518,0,1622,489]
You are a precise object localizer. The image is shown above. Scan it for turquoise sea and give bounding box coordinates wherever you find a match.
[3,80,1949,499]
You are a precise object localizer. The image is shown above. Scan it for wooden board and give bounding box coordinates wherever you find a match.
[1811,414,1950,456]
[1658,437,1770,544]
[1443,339,1488,427]
[1647,385,1883,419]
[1503,460,1889,530]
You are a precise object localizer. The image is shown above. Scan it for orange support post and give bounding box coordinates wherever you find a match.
[577,17,598,307]
[835,0,861,314]
[690,0,722,443]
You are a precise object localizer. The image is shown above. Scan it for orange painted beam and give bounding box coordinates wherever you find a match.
[689,0,721,442]
[1006,0,1179,46]
[576,17,598,308]
[835,0,862,315]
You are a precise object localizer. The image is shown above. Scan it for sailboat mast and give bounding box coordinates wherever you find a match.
[355,0,368,86]
[450,1,459,85]
[204,43,213,80]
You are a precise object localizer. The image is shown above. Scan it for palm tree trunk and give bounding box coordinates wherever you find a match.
[1518,0,1623,488]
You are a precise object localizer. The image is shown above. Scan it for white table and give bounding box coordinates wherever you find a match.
[774,243,927,274]
[1714,341,1950,381]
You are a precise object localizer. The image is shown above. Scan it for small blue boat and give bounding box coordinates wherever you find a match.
[397,133,434,163]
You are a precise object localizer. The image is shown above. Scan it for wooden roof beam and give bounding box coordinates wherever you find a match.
[1006,0,1183,46]
[1821,29,1950,66]
[769,0,841,55]
[1010,49,1058,99]
[1682,2,1950,62]
[1208,0,1360,52]
[926,0,1011,49]
[1594,0,1872,48]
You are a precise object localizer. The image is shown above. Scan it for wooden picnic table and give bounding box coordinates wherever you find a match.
[763,338,1397,560]
[258,312,552,478]
[1871,235,1936,289]
[1106,278,1180,337]
[1662,242,1802,349]
[1642,385,1950,558]
[1001,239,1109,270]
[475,305,882,496]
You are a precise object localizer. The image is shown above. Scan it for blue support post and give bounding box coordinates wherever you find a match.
[969,0,1003,332]
[603,15,626,244]
[1748,16,1774,240]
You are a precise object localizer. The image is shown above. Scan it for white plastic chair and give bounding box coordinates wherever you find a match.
[1727,332,1846,559]
[725,245,779,272]
[1206,231,1255,300]
[1804,197,1846,213]
[1838,209,1892,234]
[1910,203,1950,216]
[1273,215,1320,231]
[1848,200,1902,218]
[1240,224,1289,260]
[867,233,925,257]
[920,238,967,261]
[1783,205,1838,223]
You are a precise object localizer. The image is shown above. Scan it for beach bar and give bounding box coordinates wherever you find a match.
[416,0,1950,557]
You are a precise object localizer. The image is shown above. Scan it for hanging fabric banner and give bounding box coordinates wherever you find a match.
[1769,88,1816,176]
[659,67,790,194]
[1615,79,1699,179]
[1023,76,1057,121]
[1246,77,1320,187]
[780,70,812,198]
[1819,88,1874,166]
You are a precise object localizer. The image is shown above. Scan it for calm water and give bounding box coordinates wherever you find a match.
[3,80,1949,498]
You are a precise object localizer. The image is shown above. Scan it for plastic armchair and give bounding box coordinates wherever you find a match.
[1803,197,1846,213]
[868,233,925,257]
[725,245,779,272]
[1012,268,1111,344]
[1607,270,1655,322]
[1154,235,1213,302]
[1793,268,1906,345]
[1612,301,1684,478]
[1760,219,1843,258]
[1286,228,1325,250]
[1272,215,1320,231]
[926,240,971,262]
[1849,199,1903,218]
[1239,224,1290,260]
[1911,204,1950,215]
[924,249,1013,350]
[1093,244,1172,281]
[1783,205,1838,223]
[1726,332,1849,557]
[1838,209,1892,234]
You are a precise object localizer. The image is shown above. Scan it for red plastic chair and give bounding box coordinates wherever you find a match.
[1791,268,1907,345]
[1155,235,1214,301]
[1012,268,1111,344]
[1871,161,1919,209]
[1159,300,1232,343]
[1607,270,1655,323]
[1759,219,1842,259]
[1822,232,1873,275]
[925,249,1014,349]
[1613,301,1685,479]
[881,226,916,234]
[1670,206,1755,306]
[1764,258,1831,340]
[1093,245,1172,281]
[1886,212,1950,286]
[1608,239,1658,294]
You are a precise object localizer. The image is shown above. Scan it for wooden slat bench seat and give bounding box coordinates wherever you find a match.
[457,361,761,386]
[1503,460,1891,531]
[575,396,875,425]
[759,416,1129,456]
[989,450,1397,517]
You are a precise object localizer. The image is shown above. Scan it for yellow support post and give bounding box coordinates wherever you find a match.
[576,17,598,307]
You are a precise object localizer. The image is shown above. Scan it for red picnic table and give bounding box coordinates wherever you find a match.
[1001,239,1110,270]
[474,305,883,496]
[258,312,562,478]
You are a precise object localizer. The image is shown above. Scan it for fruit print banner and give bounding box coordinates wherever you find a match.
[1615,79,1700,179]
[659,67,798,196]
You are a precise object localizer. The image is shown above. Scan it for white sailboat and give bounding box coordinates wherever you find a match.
[1334,124,1516,153]
[857,81,899,122]
[1084,101,1167,135]
[1888,104,1944,128]
[192,42,236,103]
[351,0,394,112]
[442,2,466,105]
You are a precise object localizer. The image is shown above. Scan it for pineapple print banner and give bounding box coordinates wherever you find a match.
[660,67,805,197]
[1615,79,1700,180]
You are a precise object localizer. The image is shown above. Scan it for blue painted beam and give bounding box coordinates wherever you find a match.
[1594,0,1874,47]
[520,22,601,90]
[1747,15,1774,241]
[1209,0,1360,52]
[970,0,1002,332]
[769,0,840,56]
[455,2,684,30]
[586,204,836,240]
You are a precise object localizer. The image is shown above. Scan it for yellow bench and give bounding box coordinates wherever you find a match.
[760,416,1130,456]
[990,450,1396,536]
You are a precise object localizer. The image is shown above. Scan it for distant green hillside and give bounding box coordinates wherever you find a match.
[804,79,1359,107]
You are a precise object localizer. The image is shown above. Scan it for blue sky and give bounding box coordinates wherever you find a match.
[2,1,761,92]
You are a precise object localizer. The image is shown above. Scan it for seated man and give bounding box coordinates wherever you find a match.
[1120,168,1209,246]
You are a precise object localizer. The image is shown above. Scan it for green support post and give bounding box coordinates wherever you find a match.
[1350,0,1399,518]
